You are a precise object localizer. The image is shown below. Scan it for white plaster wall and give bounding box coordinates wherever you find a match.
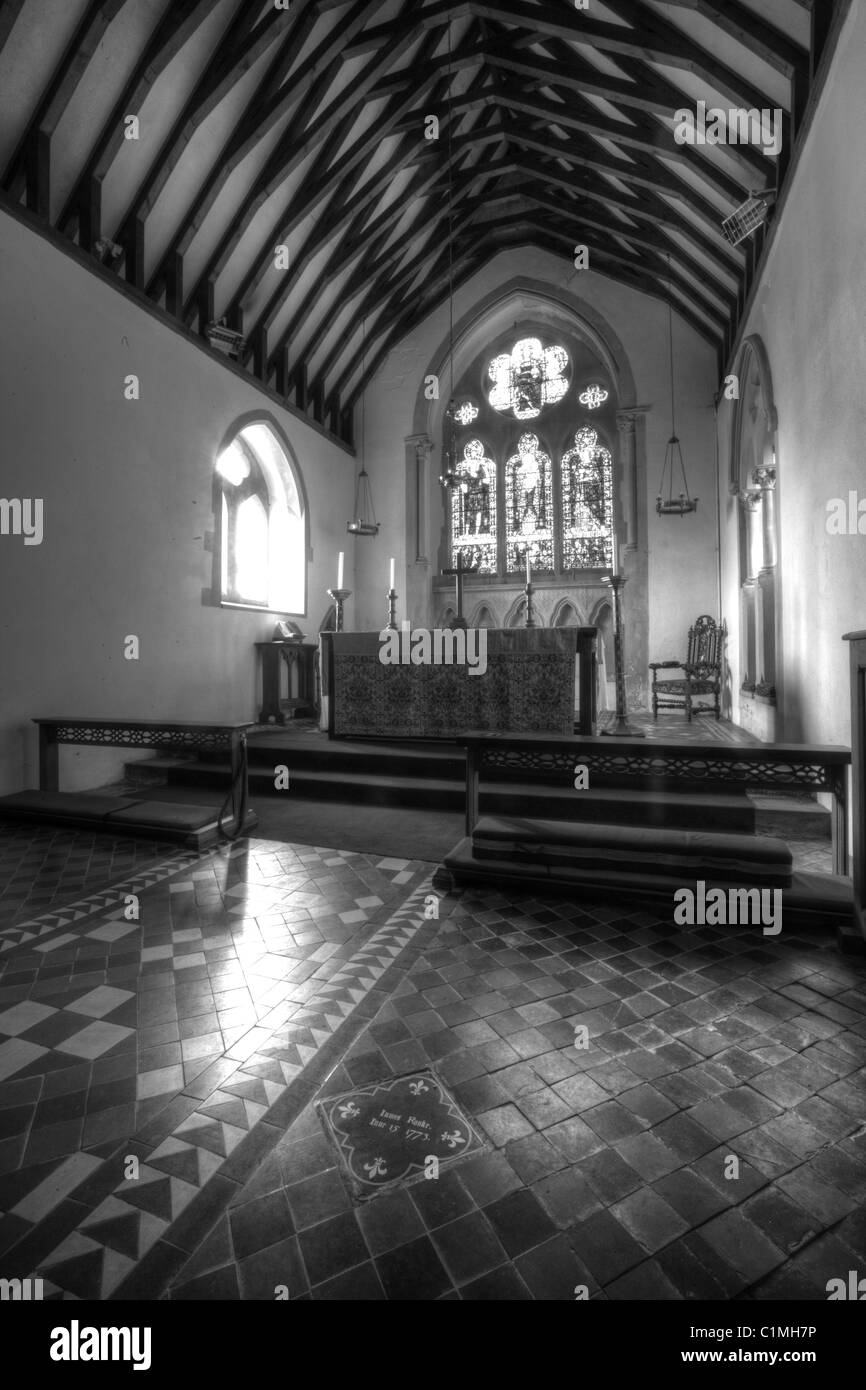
[356,246,720,690]
[716,1,866,747]
[0,209,355,794]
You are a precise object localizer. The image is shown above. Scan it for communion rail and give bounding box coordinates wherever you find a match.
[34,718,253,797]
[458,733,851,875]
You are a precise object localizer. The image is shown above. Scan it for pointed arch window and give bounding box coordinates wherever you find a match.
[505,432,554,573]
[561,426,614,569]
[451,438,497,574]
[216,421,305,612]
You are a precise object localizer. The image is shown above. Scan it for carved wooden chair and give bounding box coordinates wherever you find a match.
[650,615,726,722]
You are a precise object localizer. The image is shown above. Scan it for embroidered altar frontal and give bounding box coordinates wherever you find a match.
[326,628,576,738]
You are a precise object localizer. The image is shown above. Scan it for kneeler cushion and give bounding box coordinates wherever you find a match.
[471,815,792,887]
[0,791,140,818]
[106,801,219,831]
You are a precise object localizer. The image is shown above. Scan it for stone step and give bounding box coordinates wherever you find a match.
[125,758,759,831]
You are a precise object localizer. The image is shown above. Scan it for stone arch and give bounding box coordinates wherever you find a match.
[588,597,616,714]
[468,602,497,628]
[551,597,584,627]
[212,412,309,615]
[730,335,777,497]
[504,595,529,628]
[412,278,638,443]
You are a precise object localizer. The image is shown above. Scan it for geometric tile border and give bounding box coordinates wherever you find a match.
[23,873,438,1298]
[0,845,199,954]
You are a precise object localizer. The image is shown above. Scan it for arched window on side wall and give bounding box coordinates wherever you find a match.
[216,420,305,613]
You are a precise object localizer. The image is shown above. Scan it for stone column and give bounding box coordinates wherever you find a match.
[739,489,763,691]
[405,432,432,562]
[740,488,763,582]
[752,464,777,693]
[752,464,777,571]
[405,432,433,627]
[615,409,642,552]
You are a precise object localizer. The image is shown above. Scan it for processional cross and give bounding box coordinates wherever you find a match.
[441,551,477,630]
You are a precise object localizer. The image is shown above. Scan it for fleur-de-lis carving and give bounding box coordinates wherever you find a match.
[440,1130,465,1149]
[338,1101,360,1119]
[364,1157,387,1178]
[409,1080,429,1096]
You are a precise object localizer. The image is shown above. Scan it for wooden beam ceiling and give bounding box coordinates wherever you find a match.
[0,0,830,446]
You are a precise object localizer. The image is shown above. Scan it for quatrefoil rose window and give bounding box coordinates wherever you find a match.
[487,337,570,420]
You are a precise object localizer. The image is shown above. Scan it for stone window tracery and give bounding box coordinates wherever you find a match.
[488,338,569,420]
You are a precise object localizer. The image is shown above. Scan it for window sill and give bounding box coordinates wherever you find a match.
[220,600,302,616]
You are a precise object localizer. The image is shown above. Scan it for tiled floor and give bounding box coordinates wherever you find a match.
[1,821,863,1301]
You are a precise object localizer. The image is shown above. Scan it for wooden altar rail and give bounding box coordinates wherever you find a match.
[458,732,851,875]
[34,718,254,796]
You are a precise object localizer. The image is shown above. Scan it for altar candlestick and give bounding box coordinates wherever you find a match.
[337,551,344,590]
[389,557,395,590]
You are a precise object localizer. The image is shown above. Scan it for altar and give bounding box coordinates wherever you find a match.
[320,628,595,739]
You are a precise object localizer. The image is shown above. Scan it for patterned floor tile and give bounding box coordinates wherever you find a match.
[1,812,863,1301]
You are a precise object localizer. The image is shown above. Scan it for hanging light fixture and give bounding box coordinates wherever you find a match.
[347,317,380,535]
[656,255,698,517]
[439,12,459,495]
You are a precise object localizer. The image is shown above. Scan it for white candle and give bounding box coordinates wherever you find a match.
[337,551,344,590]
[611,526,619,575]
[389,557,395,591]
[525,549,531,586]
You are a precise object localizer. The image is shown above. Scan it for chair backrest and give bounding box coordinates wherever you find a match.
[686,615,724,675]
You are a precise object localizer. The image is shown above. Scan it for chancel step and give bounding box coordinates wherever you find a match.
[128,750,770,833]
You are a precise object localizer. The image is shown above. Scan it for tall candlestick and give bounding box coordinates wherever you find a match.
[389,557,395,590]
[337,551,344,590]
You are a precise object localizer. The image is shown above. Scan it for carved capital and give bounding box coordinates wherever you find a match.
[752,465,776,490]
[739,489,762,513]
[615,406,649,435]
[405,432,433,460]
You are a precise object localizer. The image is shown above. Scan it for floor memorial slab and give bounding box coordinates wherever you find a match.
[318,1070,483,1197]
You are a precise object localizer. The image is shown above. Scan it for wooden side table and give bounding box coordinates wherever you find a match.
[255,642,318,724]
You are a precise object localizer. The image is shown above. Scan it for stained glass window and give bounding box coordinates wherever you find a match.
[505,433,554,572]
[578,383,609,410]
[561,426,613,569]
[453,401,478,426]
[488,338,569,420]
[450,438,497,575]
